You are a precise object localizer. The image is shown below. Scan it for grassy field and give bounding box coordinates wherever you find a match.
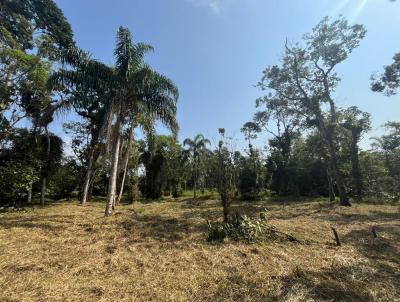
[0,197,399,301]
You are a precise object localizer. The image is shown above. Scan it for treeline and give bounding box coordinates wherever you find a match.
[1,1,399,216]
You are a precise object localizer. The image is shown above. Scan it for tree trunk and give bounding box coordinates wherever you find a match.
[80,150,95,205]
[105,109,122,216]
[80,123,102,205]
[27,185,32,204]
[327,165,336,202]
[40,177,47,206]
[323,81,350,206]
[221,194,230,223]
[117,122,134,205]
[40,128,51,207]
[316,112,351,207]
[193,170,197,199]
[327,136,350,206]
[351,130,363,199]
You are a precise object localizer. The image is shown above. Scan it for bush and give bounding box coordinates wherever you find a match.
[0,161,38,206]
[206,214,265,243]
[206,220,228,242]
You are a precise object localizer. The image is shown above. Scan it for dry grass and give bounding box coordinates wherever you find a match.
[0,198,399,301]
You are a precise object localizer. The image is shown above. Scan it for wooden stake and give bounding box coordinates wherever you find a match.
[332,227,341,246]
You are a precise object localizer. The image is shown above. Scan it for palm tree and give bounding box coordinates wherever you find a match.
[51,29,178,215]
[103,27,178,216]
[183,134,210,199]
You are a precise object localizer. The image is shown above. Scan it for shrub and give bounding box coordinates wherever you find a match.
[206,214,265,243]
[206,220,228,242]
[0,161,38,206]
[228,214,264,242]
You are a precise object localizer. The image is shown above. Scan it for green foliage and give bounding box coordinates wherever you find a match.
[183,134,211,198]
[0,161,38,206]
[140,135,186,199]
[2,3,400,213]
[0,0,74,147]
[0,48,52,134]
[48,157,83,200]
[238,165,259,200]
[0,0,73,51]
[37,133,63,178]
[0,128,63,205]
[372,52,400,95]
[367,122,400,200]
[206,214,265,243]
[206,221,228,242]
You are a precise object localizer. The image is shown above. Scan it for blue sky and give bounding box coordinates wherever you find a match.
[53,0,400,151]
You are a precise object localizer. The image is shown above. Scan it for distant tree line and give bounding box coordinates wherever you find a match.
[1,1,399,218]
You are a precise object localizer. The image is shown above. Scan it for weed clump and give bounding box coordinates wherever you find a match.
[207,211,301,244]
[207,213,266,243]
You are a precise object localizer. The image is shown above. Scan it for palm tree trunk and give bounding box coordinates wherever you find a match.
[80,131,101,205]
[80,150,95,205]
[193,169,197,199]
[117,122,134,205]
[105,108,123,216]
[40,128,51,206]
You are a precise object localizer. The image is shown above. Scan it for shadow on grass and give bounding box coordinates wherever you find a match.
[318,210,400,225]
[276,264,377,302]
[0,214,76,231]
[274,223,400,301]
[119,212,207,243]
[343,225,400,274]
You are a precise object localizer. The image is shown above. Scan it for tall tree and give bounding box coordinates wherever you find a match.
[340,106,371,198]
[103,27,178,216]
[257,17,366,206]
[183,134,210,199]
[215,128,236,222]
[253,98,301,195]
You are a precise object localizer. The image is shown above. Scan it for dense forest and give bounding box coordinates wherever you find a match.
[0,1,399,301]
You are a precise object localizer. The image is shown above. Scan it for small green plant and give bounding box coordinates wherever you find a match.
[228,214,264,243]
[206,214,266,243]
[206,220,228,242]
